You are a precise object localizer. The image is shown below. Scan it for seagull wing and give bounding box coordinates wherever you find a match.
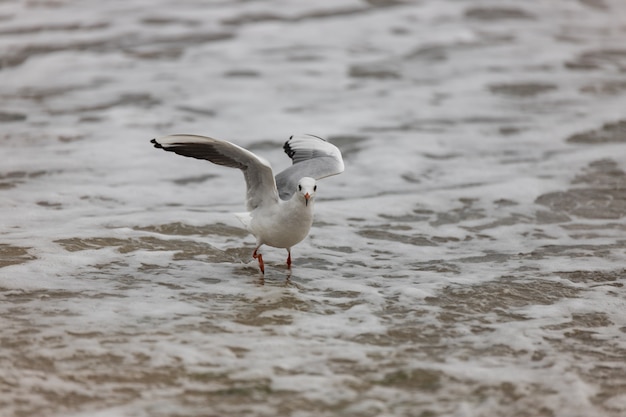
[151,134,279,211]
[275,134,344,200]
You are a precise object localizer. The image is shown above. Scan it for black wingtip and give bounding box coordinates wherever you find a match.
[151,138,164,149]
[283,138,295,158]
[283,134,328,158]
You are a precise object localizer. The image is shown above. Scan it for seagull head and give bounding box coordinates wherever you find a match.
[297,177,317,207]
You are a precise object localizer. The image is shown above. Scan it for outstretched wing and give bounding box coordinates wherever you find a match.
[151,134,279,211]
[275,134,344,200]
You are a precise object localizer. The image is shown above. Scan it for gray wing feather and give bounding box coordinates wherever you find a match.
[275,134,344,200]
[151,134,279,211]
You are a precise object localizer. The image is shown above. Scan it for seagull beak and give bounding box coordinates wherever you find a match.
[304,192,310,206]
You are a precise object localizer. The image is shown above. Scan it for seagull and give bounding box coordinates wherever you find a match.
[150,134,344,274]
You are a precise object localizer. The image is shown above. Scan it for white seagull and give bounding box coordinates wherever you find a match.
[151,134,344,273]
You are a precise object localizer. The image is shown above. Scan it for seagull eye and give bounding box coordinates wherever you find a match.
[314,185,317,191]
[298,184,302,191]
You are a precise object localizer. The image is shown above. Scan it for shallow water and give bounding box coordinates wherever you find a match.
[1,0,626,416]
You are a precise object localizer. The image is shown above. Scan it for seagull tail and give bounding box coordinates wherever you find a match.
[234,212,252,230]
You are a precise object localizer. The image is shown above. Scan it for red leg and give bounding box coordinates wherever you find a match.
[253,248,265,274]
[286,249,292,269]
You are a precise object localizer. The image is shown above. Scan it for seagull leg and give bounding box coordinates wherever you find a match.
[286,248,292,269]
[253,247,264,274]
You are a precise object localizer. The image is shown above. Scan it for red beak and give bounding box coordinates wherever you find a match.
[305,192,310,206]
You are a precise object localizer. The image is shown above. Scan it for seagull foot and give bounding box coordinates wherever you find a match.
[253,250,265,274]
